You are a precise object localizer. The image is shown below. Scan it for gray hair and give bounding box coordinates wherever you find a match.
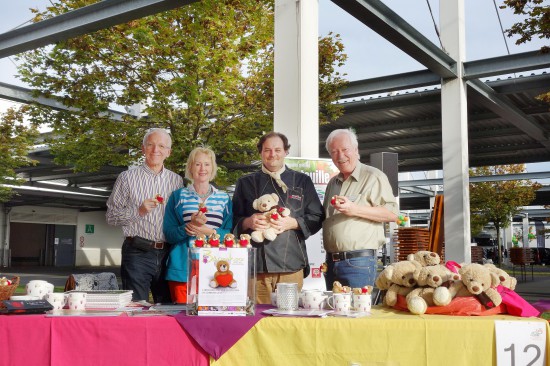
[142,128,172,148]
[325,128,359,152]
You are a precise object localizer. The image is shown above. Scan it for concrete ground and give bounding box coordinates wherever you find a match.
[1,263,549,305]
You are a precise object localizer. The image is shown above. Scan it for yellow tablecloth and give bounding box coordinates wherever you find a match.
[213,306,550,366]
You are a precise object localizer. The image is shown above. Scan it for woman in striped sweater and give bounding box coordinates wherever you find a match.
[163,146,233,303]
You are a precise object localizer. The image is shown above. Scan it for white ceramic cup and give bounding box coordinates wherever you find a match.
[328,293,352,313]
[46,292,67,310]
[67,292,87,311]
[301,290,328,310]
[353,293,372,312]
[26,280,54,299]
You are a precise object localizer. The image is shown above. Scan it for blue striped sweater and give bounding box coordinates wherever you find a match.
[163,186,233,282]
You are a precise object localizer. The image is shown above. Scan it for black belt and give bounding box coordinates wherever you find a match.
[329,249,376,262]
[125,236,165,250]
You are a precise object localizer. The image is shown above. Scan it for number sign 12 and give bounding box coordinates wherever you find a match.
[495,320,547,366]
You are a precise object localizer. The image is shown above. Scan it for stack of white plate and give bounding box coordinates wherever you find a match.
[65,290,133,309]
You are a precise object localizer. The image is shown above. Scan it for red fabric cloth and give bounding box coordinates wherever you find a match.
[394,294,506,316]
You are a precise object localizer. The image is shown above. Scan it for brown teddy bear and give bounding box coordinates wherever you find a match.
[250,193,291,242]
[375,259,422,306]
[332,280,351,294]
[406,264,459,314]
[209,260,237,288]
[484,263,517,290]
[193,234,206,248]
[406,287,441,314]
[223,233,235,247]
[407,251,441,267]
[207,233,220,247]
[238,234,252,248]
[413,263,460,289]
[434,263,502,307]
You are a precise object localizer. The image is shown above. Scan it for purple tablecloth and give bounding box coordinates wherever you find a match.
[532,299,550,312]
[173,304,270,360]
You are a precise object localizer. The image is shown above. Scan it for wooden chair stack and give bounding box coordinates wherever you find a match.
[509,247,534,282]
[393,227,431,261]
[393,195,445,261]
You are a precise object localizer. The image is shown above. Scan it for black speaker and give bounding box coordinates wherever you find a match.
[369,152,398,197]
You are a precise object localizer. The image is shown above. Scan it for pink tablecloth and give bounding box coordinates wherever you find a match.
[0,314,209,366]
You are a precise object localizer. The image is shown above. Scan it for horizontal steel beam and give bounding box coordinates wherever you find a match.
[0,0,198,58]
[330,0,457,78]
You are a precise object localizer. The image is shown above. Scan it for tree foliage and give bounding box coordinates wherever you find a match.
[0,106,38,202]
[501,0,550,103]
[6,0,347,187]
[469,164,541,258]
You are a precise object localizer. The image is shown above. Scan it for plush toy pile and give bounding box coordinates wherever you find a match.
[375,250,537,317]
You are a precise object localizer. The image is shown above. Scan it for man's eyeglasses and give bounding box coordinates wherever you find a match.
[145,143,170,150]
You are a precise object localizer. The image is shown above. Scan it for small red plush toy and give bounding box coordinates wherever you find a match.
[198,203,208,213]
[155,194,164,204]
[208,233,220,247]
[194,234,206,248]
[223,233,235,248]
[238,234,252,248]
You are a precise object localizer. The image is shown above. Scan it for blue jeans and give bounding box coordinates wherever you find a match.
[324,255,377,289]
[121,240,171,303]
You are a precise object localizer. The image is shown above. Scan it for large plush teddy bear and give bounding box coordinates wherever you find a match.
[375,259,422,307]
[406,264,459,314]
[484,263,517,290]
[407,251,441,267]
[434,263,502,307]
[250,193,291,243]
[413,263,460,288]
[209,260,237,288]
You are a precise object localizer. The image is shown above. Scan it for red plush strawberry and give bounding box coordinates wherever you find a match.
[330,196,337,205]
[155,194,164,204]
[198,203,208,213]
[362,287,369,294]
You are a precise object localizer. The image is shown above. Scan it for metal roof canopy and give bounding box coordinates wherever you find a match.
[0,0,548,217]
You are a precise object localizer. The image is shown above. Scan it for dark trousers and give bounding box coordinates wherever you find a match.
[121,240,171,303]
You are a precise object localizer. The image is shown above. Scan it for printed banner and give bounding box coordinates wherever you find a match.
[286,157,339,290]
[197,247,249,315]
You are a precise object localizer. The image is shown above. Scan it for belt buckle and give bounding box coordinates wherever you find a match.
[331,253,341,262]
[153,242,164,250]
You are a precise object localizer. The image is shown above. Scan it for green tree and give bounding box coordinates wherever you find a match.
[0,106,38,202]
[501,0,550,103]
[469,164,541,264]
[6,0,347,187]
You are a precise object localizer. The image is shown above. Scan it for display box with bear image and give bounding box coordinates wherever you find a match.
[186,247,256,316]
